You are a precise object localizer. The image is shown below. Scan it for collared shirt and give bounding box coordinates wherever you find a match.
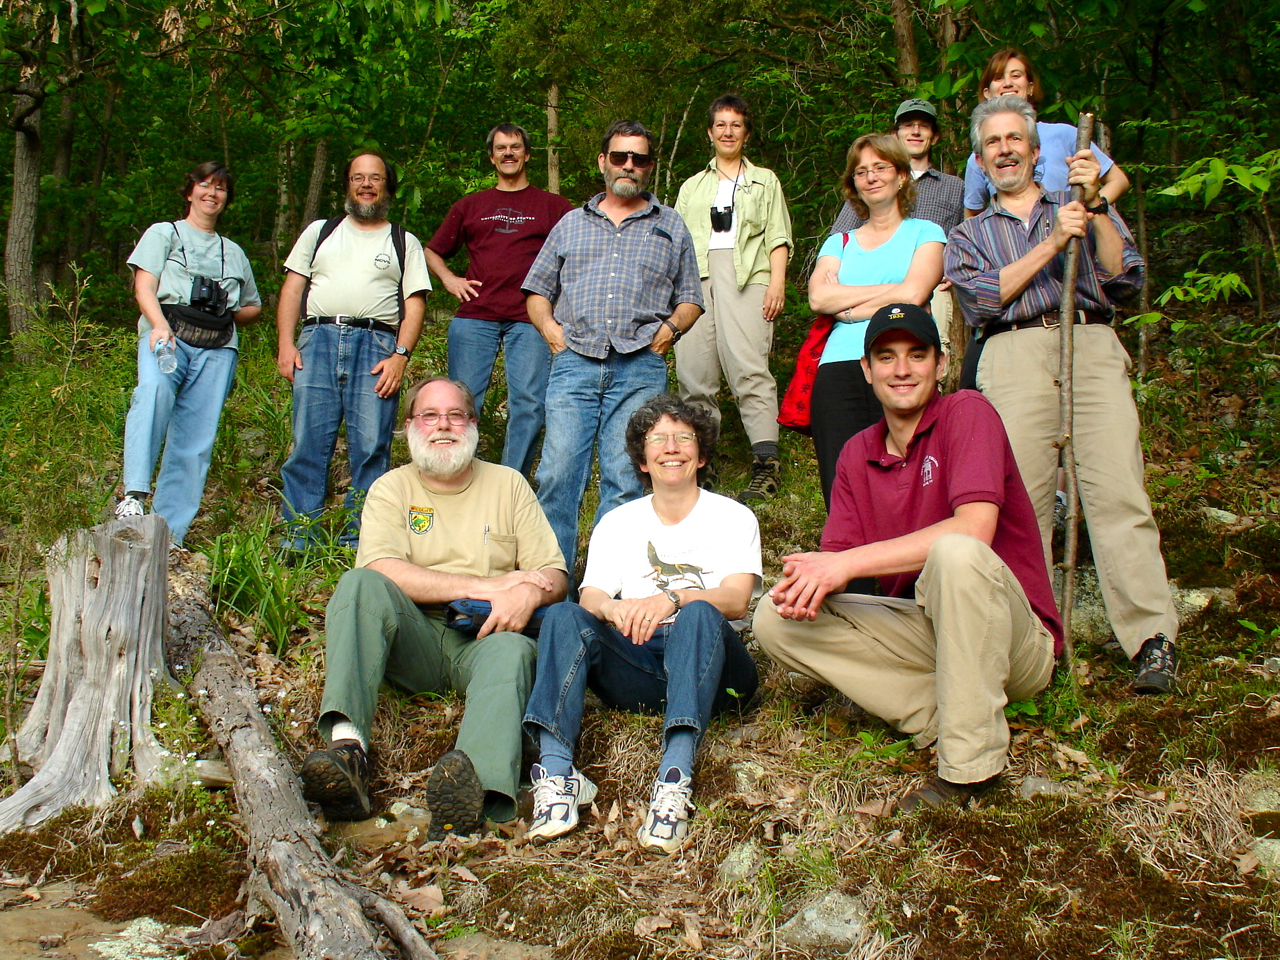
[521,192,703,359]
[675,156,793,288]
[823,390,1063,652]
[944,189,1145,328]
[829,166,965,237]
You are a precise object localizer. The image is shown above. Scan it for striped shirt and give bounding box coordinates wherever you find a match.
[944,189,1144,328]
[829,166,965,236]
[521,192,703,359]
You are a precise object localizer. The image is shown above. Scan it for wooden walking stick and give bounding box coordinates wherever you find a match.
[1056,112,1096,666]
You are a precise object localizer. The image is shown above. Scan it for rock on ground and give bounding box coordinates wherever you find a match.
[777,888,871,954]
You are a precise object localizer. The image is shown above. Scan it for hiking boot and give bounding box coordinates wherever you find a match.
[896,773,1001,815]
[636,768,695,856]
[425,749,486,840]
[114,494,146,520]
[300,739,373,821]
[738,455,781,503]
[1133,634,1176,695]
[525,763,598,842]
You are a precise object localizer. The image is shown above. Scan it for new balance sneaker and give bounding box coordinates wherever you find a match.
[1133,634,1177,695]
[424,749,486,840]
[300,739,373,821]
[114,494,146,520]
[526,763,598,842]
[636,768,695,856]
[738,455,781,504]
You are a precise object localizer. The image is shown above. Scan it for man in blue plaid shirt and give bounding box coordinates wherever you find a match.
[523,120,703,577]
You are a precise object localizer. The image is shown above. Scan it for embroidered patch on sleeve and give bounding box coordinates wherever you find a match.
[408,505,435,534]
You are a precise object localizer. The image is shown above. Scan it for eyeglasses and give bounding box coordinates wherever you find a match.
[607,151,654,168]
[853,163,896,181]
[644,431,698,446]
[196,181,228,193]
[408,410,470,426]
[348,174,386,185]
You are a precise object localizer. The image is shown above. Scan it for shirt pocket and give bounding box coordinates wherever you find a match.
[484,533,518,576]
[638,227,677,282]
[735,188,766,237]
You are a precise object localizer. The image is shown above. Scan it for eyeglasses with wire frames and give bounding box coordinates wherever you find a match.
[852,162,897,181]
[407,410,471,426]
[606,150,654,169]
[644,431,698,447]
[348,173,386,185]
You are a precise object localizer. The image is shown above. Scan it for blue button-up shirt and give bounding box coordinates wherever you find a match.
[944,189,1145,328]
[521,192,703,359]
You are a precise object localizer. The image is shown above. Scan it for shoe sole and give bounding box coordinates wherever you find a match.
[300,752,372,821]
[1133,675,1174,695]
[637,828,689,857]
[425,750,486,840]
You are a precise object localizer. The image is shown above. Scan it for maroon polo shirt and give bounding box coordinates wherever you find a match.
[822,389,1063,654]
[427,185,575,323]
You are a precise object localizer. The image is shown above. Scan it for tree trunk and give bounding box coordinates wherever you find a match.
[37,90,75,296]
[302,137,329,226]
[546,82,560,195]
[0,516,170,834]
[890,0,919,82]
[167,555,441,960]
[6,93,43,353]
[271,140,296,273]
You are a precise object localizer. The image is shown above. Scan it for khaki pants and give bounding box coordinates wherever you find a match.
[976,324,1178,657]
[929,282,954,354]
[753,534,1055,782]
[675,249,779,446]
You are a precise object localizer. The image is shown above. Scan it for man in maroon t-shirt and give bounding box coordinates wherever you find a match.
[753,303,1061,813]
[425,123,575,476]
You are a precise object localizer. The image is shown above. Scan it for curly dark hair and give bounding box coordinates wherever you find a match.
[624,394,718,490]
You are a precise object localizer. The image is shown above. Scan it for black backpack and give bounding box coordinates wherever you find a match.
[301,215,408,319]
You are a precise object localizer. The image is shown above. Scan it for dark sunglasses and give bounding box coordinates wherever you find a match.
[607,150,654,168]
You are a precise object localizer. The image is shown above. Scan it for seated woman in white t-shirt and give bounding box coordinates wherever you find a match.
[521,394,762,856]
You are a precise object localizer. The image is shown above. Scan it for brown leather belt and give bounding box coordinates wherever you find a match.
[983,310,1110,338]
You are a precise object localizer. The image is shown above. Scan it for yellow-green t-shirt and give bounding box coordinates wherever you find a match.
[355,461,565,578]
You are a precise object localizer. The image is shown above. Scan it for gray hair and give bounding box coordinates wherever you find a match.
[970,95,1040,156]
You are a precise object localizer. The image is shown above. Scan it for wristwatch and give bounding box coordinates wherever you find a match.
[663,588,682,610]
[1084,197,1110,215]
[393,344,411,358]
[659,319,683,342]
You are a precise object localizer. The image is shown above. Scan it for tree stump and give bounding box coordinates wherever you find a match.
[0,516,170,833]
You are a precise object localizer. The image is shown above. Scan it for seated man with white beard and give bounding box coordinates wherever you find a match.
[299,376,568,836]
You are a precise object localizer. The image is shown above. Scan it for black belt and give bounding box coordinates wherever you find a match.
[304,316,398,336]
[982,310,1110,339]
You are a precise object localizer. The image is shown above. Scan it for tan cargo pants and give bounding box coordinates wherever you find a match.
[753,534,1055,783]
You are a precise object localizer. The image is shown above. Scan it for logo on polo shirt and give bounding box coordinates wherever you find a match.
[408,505,435,534]
[374,253,392,269]
[921,455,939,487]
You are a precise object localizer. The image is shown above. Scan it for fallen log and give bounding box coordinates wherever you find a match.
[168,549,440,960]
[0,516,170,833]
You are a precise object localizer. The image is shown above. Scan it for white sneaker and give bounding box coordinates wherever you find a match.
[526,763,598,841]
[114,495,145,519]
[637,768,694,856]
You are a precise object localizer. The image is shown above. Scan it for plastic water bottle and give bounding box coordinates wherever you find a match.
[154,339,177,374]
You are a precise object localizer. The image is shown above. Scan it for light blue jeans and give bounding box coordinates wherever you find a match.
[280,323,399,549]
[534,347,669,576]
[122,335,238,546]
[447,317,550,477]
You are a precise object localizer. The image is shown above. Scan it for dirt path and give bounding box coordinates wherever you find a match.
[0,885,126,959]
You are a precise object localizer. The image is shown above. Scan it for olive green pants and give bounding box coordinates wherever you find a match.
[319,567,535,821]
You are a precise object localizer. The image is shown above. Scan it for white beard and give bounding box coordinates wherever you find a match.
[407,423,479,480]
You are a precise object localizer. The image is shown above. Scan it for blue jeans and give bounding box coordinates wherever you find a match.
[447,317,550,477]
[122,334,238,546]
[280,323,399,549]
[523,600,759,759]
[535,347,668,575]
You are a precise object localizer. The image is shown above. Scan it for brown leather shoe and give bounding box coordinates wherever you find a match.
[896,773,1002,814]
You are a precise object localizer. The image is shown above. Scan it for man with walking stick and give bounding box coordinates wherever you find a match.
[945,95,1178,695]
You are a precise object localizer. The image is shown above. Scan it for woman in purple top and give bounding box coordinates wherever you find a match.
[963,48,1130,217]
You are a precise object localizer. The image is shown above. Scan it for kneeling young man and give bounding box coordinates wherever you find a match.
[522,394,761,854]
[753,304,1061,811]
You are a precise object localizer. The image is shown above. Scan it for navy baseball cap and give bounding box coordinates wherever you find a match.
[865,303,942,354]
